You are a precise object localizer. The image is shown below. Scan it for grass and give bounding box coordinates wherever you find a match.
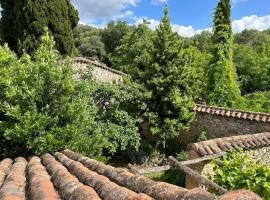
[145,169,185,187]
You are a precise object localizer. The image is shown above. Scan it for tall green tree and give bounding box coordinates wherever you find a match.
[142,5,196,146]
[207,0,240,106]
[0,0,79,55]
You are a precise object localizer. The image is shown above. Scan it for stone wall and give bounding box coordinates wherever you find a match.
[179,112,270,144]
[72,57,125,83]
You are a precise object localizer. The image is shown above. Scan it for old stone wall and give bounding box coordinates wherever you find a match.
[179,112,270,144]
[72,57,125,83]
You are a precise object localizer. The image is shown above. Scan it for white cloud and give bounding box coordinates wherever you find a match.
[232,14,270,33]
[134,17,211,38]
[134,13,270,38]
[151,0,168,5]
[71,0,140,24]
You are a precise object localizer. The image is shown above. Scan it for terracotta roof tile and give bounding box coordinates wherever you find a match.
[0,150,262,199]
[0,157,27,200]
[195,104,270,123]
[191,132,270,157]
[218,190,261,200]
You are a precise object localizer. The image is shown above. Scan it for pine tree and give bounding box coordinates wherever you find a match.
[144,5,195,147]
[0,0,79,56]
[207,0,240,106]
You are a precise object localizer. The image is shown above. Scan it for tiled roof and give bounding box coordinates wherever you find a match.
[190,132,270,157]
[0,149,261,200]
[73,57,128,77]
[195,104,270,123]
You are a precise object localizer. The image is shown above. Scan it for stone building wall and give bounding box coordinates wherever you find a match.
[72,57,125,83]
[179,112,270,145]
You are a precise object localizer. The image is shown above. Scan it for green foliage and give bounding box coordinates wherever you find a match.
[197,131,208,142]
[210,151,270,199]
[110,6,210,147]
[0,31,140,159]
[145,169,185,187]
[176,151,189,161]
[233,92,270,113]
[0,0,79,55]
[234,43,270,95]
[102,21,132,56]
[110,21,155,76]
[207,0,240,106]
[73,25,106,60]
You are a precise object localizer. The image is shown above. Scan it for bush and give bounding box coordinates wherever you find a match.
[0,31,140,159]
[176,151,189,161]
[210,151,270,199]
[197,131,208,142]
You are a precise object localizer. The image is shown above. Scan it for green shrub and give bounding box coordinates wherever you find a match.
[176,151,189,161]
[210,151,270,199]
[197,131,208,142]
[145,169,185,187]
[233,92,270,113]
[0,31,140,159]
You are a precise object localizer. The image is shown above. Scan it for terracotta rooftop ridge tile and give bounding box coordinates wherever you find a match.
[0,157,27,200]
[195,104,270,123]
[62,149,215,200]
[27,156,59,200]
[0,150,263,200]
[54,152,153,200]
[73,57,129,77]
[0,158,13,188]
[191,132,270,157]
[41,153,101,200]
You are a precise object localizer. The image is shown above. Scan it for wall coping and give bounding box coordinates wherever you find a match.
[190,132,270,157]
[195,104,270,123]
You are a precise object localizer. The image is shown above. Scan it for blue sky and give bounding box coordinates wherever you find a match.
[71,0,270,37]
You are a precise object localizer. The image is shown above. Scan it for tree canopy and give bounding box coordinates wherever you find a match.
[0,0,79,55]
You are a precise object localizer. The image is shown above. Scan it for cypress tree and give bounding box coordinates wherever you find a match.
[207,0,240,106]
[0,0,79,55]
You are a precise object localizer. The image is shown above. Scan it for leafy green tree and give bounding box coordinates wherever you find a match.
[207,0,240,106]
[0,31,140,159]
[0,0,79,55]
[73,25,106,60]
[102,21,132,56]
[191,31,213,52]
[110,21,155,78]
[234,44,270,94]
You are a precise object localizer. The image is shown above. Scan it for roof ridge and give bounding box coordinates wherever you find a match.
[195,104,270,123]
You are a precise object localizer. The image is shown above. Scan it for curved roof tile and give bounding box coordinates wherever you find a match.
[191,132,270,157]
[195,104,270,123]
[0,150,262,199]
